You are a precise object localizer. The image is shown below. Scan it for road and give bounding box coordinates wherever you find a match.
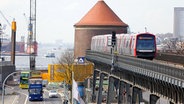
[0,86,64,104]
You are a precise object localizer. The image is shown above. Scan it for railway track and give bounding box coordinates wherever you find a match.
[155,52,184,68]
[153,59,184,68]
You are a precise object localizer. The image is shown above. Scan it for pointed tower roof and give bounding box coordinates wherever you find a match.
[74,0,128,27]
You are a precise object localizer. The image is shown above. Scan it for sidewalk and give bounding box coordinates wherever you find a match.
[0,85,21,104]
[0,93,19,104]
[58,88,71,103]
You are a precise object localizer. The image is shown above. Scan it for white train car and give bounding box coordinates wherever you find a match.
[91,32,157,59]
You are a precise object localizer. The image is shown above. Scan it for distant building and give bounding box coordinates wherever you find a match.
[173,7,184,40]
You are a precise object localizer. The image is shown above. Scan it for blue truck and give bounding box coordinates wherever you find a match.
[28,78,43,101]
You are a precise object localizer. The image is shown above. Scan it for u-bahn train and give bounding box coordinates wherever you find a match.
[91,32,157,60]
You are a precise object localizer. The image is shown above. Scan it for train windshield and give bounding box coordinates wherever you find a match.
[136,35,155,50]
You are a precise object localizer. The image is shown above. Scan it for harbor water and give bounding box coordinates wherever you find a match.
[2,44,63,70]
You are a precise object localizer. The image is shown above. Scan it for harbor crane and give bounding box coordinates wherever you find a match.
[0,10,11,57]
[0,10,11,27]
[28,0,37,70]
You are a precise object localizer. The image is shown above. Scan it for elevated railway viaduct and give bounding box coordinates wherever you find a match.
[86,50,184,104]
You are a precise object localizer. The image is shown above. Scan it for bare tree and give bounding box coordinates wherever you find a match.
[57,49,74,88]
[156,33,184,55]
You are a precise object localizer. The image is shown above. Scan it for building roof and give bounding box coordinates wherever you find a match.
[74,0,128,27]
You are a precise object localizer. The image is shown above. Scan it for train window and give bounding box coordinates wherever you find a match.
[129,37,132,48]
[126,41,129,48]
[131,38,134,48]
[107,36,111,46]
[124,38,127,47]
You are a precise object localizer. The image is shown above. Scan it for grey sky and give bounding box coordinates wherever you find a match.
[0,0,184,44]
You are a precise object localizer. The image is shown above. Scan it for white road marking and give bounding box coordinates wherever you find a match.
[4,85,28,104]
[12,95,19,104]
[16,91,28,104]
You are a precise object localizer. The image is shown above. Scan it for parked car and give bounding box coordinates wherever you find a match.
[49,90,58,98]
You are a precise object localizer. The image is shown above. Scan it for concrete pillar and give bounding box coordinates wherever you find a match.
[107,76,114,104]
[132,87,143,104]
[92,70,98,102]
[97,73,105,104]
[149,94,159,104]
[118,81,125,104]
[114,78,119,96]
[126,83,132,104]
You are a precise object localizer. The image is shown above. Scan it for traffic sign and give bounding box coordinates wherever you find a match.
[78,57,85,64]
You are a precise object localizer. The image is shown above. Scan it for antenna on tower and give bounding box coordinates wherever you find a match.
[145,27,147,32]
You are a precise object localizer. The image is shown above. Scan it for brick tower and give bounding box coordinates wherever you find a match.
[74,0,128,58]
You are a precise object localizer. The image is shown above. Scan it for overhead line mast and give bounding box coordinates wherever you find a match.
[28,0,37,70]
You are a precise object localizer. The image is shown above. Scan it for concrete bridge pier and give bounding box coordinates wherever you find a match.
[92,70,98,102]
[132,87,143,104]
[106,76,115,104]
[116,80,134,104]
[126,83,132,104]
[97,73,105,104]
[150,94,159,104]
[116,81,133,104]
[118,81,127,104]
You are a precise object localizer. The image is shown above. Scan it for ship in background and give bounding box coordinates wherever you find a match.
[0,23,37,56]
[0,34,37,56]
[0,20,37,56]
[1,34,26,56]
[0,28,38,55]
[44,51,55,58]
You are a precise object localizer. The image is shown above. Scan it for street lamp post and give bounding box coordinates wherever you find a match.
[0,23,2,94]
[1,71,20,104]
